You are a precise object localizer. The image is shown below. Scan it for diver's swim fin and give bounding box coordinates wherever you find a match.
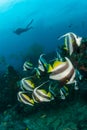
[26,19,34,29]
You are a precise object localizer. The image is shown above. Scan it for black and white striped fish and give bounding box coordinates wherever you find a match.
[58,32,82,55]
[49,57,75,85]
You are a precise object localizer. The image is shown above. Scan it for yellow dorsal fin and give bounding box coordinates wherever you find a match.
[53,60,64,68]
[47,64,53,73]
[25,80,35,88]
[39,90,52,98]
[22,94,34,104]
[47,92,52,98]
[40,89,47,94]
[30,99,34,104]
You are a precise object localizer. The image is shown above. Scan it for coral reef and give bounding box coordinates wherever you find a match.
[0,87,87,130]
[0,65,20,112]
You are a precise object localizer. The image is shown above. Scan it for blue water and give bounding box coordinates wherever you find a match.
[0,0,87,72]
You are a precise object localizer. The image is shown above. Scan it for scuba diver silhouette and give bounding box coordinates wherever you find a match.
[13,19,34,35]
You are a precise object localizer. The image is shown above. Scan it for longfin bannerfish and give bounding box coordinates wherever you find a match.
[38,54,48,72]
[58,32,82,55]
[32,81,54,103]
[32,89,54,103]
[49,57,75,85]
[21,77,35,92]
[17,91,34,106]
[23,61,33,71]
